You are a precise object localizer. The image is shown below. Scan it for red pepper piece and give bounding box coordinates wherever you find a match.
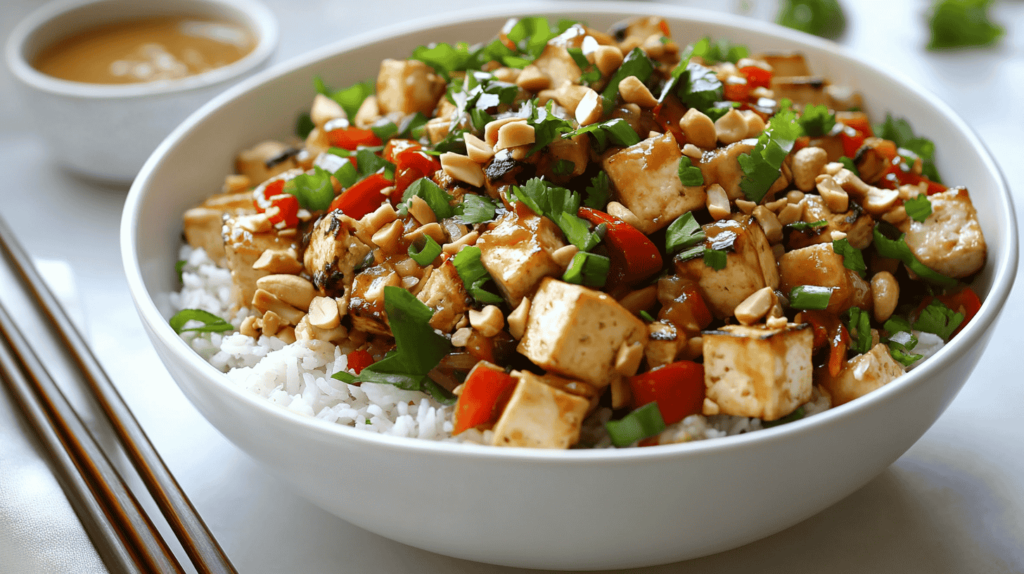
[452,362,519,435]
[740,65,772,90]
[629,361,705,425]
[383,139,421,162]
[840,114,874,138]
[329,172,391,219]
[578,207,663,286]
[268,194,299,227]
[396,149,440,177]
[829,324,850,377]
[724,81,751,102]
[253,179,286,212]
[346,350,374,374]
[840,126,866,159]
[327,127,382,150]
[801,310,849,376]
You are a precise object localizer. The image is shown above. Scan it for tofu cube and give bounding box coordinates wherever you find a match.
[477,209,565,307]
[675,216,780,319]
[769,76,828,107]
[899,187,986,278]
[491,371,591,449]
[603,134,707,233]
[375,59,446,116]
[303,211,372,298]
[517,278,648,388]
[222,216,296,308]
[702,323,814,421]
[183,191,256,265]
[816,343,905,406]
[416,260,473,333]
[348,264,400,336]
[787,195,874,250]
[778,243,854,315]
[531,43,582,89]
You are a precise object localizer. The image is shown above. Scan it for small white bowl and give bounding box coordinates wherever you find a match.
[122,3,1018,570]
[5,0,278,183]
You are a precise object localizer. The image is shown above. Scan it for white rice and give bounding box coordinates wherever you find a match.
[169,244,938,447]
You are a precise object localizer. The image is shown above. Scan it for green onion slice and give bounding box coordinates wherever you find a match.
[408,235,442,266]
[605,402,666,447]
[169,309,234,334]
[789,285,832,310]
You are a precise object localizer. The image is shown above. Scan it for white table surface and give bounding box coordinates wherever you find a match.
[2,0,1022,572]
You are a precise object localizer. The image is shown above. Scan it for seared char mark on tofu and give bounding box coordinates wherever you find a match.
[477,207,565,307]
[491,371,591,448]
[517,278,648,388]
[603,133,707,234]
[676,216,779,319]
[222,215,297,309]
[755,53,811,77]
[349,264,399,336]
[702,323,813,421]
[778,243,864,315]
[416,260,473,333]
[788,196,874,250]
[235,140,299,186]
[375,59,446,116]
[183,190,256,264]
[899,188,986,279]
[769,76,828,107]
[816,343,904,407]
[302,211,372,298]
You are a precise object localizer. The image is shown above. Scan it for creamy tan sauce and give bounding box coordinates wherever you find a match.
[33,17,253,84]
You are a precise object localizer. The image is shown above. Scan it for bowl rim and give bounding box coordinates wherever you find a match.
[4,0,279,99]
[122,1,1019,463]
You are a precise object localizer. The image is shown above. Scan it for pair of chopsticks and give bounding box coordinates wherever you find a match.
[0,216,237,574]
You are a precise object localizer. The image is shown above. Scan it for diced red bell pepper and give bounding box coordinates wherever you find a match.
[268,194,299,227]
[391,150,441,201]
[801,310,848,377]
[829,324,850,377]
[327,127,381,150]
[452,362,519,435]
[840,114,874,138]
[658,19,671,38]
[653,96,686,144]
[329,172,391,219]
[740,65,772,90]
[383,139,421,162]
[578,207,663,286]
[724,80,751,102]
[629,361,705,425]
[346,349,374,374]
[840,125,866,159]
[252,178,285,211]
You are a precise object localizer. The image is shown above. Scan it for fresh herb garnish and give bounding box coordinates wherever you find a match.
[787,219,828,231]
[762,406,806,428]
[872,224,957,287]
[316,77,375,120]
[927,0,1004,51]
[511,178,600,251]
[354,148,396,181]
[169,309,234,334]
[605,402,665,447]
[677,62,724,114]
[690,37,749,64]
[567,47,602,85]
[408,235,442,266]
[583,172,611,210]
[565,118,640,152]
[332,157,358,188]
[789,285,832,310]
[401,177,455,219]
[832,238,867,277]
[602,48,655,114]
[332,287,455,404]
[738,108,802,204]
[904,195,933,222]
[452,246,503,305]
[702,248,728,270]
[882,316,924,367]
[562,251,611,287]
[838,156,859,177]
[797,104,836,137]
[640,310,656,322]
[175,260,186,282]
[455,194,499,224]
[776,0,847,39]
[677,156,704,187]
[875,114,942,183]
[552,159,575,176]
[844,307,872,355]
[523,99,574,156]
[296,113,315,139]
[665,212,706,255]
[913,299,964,341]
[283,167,335,211]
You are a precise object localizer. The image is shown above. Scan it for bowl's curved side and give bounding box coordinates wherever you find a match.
[122,3,1018,569]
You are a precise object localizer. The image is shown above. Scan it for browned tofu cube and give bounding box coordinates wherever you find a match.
[675,216,780,319]
[787,195,874,251]
[348,264,399,336]
[223,215,297,308]
[517,278,648,388]
[702,323,814,421]
[770,76,828,107]
[376,59,445,116]
[603,134,707,233]
[303,211,372,298]
[416,260,472,333]
[477,209,565,307]
[816,343,905,406]
[491,371,591,449]
[755,53,811,77]
[697,140,756,201]
[899,188,986,279]
[235,140,298,186]
[778,243,854,315]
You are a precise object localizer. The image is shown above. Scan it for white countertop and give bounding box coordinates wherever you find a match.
[1,0,1022,572]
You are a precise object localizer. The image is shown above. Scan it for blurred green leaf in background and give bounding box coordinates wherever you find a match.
[776,0,847,39]
[927,0,1005,50]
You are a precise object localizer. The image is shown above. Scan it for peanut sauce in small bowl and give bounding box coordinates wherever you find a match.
[6,0,277,182]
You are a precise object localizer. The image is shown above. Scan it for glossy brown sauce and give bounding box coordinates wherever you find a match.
[33,16,253,84]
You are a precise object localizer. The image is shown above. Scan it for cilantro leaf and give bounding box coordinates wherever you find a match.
[455,194,499,224]
[776,0,847,39]
[562,251,610,287]
[583,172,611,210]
[882,317,924,367]
[169,309,234,334]
[872,223,957,287]
[524,99,574,156]
[678,156,704,187]
[410,43,479,79]
[738,108,801,204]
[452,246,503,304]
[703,248,727,270]
[677,62,724,113]
[558,213,603,252]
[690,37,749,64]
[797,104,836,137]
[838,156,860,177]
[354,148,396,180]
[927,0,1004,51]
[904,195,933,222]
[913,299,964,341]
[565,118,640,152]
[875,114,942,183]
[512,178,601,252]
[283,167,335,211]
[552,159,575,176]
[665,212,706,254]
[602,48,655,114]
[567,47,602,85]
[400,177,454,219]
[296,113,315,139]
[844,307,872,355]
[832,238,867,277]
[332,287,454,404]
[320,77,375,120]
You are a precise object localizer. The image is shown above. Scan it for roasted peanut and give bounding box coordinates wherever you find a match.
[871,271,899,323]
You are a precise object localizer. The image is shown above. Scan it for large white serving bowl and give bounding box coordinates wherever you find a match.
[121,3,1018,570]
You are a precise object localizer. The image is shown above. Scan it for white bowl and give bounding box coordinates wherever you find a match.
[121,3,1019,570]
[5,0,278,183]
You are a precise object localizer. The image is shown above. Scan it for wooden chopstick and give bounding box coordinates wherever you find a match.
[0,216,238,574]
[0,303,182,573]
